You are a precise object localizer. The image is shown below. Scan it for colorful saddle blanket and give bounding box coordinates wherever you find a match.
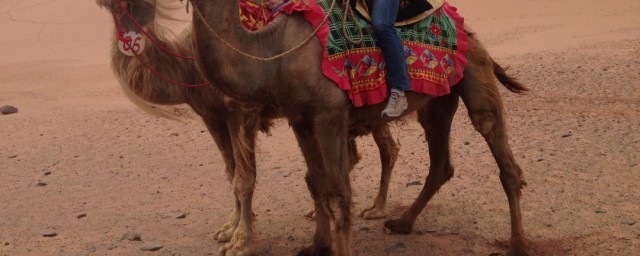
[239,0,467,107]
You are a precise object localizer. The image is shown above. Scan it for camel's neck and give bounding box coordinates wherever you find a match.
[190,0,286,103]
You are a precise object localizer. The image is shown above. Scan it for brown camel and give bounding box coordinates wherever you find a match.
[98,0,532,255]
[98,0,399,247]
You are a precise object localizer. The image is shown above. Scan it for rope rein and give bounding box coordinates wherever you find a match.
[187,0,337,61]
[341,1,363,45]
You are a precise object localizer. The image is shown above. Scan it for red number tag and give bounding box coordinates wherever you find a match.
[118,32,145,56]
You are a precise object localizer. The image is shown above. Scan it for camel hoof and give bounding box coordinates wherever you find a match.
[383,219,412,234]
[214,225,235,242]
[218,231,256,256]
[218,244,256,256]
[359,207,387,219]
[296,246,332,256]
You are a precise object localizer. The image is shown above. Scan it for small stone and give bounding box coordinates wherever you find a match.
[5,242,10,246]
[77,213,87,219]
[121,232,142,241]
[561,133,572,138]
[44,170,52,176]
[595,209,607,214]
[170,133,179,137]
[42,231,57,237]
[545,223,553,228]
[463,141,470,145]
[1,105,18,115]
[176,212,187,219]
[8,155,17,159]
[140,244,163,251]
[37,181,47,187]
[622,220,636,226]
[406,180,422,187]
[384,242,406,253]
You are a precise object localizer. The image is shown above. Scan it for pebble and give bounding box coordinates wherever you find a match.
[622,220,636,226]
[44,170,52,176]
[140,244,163,251]
[384,242,406,253]
[37,181,48,187]
[176,212,187,219]
[77,213,87,219]
[595,209,607,214]
[406,180,422,187]
[8,155,17,159]
[0,105,18,115]
[463,141,470,145]
[42,231,57,237]
[121,232,142,241]
[561,133,572,138]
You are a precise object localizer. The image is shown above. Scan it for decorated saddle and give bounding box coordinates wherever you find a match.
[239,0,467,107]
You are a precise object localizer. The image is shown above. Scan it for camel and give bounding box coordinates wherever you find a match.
[98,0,532,255]
[99,0,399,246]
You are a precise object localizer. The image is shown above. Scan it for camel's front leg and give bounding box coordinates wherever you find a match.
[217,108,260,256]
[291,108,353,256]
[306,137,360,220]
[360,124,399,219]
[202,117,242,243]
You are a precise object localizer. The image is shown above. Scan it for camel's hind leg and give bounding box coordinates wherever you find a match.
[455,63,530,255]
[384,92,459,234]
[216,107,261,256]
[360,125,399,219]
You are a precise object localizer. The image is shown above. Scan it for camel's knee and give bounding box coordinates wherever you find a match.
[232,173,255,198]
[328,195,351,229]
[430,163,455,184]
[499,166,527,192]
[469,109,500,137]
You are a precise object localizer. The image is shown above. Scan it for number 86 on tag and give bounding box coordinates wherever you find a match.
[118,31,145,56]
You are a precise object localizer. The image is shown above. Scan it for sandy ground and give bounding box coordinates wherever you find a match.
[1,0,639,255]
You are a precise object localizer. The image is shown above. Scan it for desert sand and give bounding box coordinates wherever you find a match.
[1,0,639,255]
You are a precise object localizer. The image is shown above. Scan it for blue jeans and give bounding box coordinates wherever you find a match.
[371,0,411,91]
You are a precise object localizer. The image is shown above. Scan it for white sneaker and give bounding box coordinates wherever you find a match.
[381,91,408,118]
